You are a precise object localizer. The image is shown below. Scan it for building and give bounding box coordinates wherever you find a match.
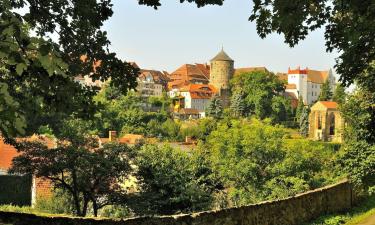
[234,67,269,75]
[168,64,210,92]
[309,101,344,142]
[137,69,169,97]
[281,67,336,105]
[209,49,234,106]
[99,131,144,146]
[74,55,105,88]
[0,136,54,206]
[177,84,217,118]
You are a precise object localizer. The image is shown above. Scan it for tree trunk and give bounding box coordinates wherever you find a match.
[82,196,89,217]
[92,199,98,217]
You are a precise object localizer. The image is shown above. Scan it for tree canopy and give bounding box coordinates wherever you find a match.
[0,0,139,140]
[10,119,134,217]
[231,71,291,122]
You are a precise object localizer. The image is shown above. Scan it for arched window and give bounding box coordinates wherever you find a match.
[329,113,335,135]
[317,113,322,129]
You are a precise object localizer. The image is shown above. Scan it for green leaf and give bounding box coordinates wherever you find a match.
[16,63,27,75]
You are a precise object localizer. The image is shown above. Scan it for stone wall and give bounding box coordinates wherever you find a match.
[0,180,352,225]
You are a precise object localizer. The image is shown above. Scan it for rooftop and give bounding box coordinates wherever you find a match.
[210,49,234,62]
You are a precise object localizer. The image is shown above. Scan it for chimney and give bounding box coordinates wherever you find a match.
[109,130,117,142]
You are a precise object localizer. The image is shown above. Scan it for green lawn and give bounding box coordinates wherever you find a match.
[305,194,375,225]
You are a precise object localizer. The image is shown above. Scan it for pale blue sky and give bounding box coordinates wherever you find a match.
[103,0,339,75]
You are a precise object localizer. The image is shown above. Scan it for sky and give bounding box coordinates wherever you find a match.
[103,0,339,75]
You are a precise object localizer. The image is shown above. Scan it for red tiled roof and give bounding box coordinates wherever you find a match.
[169,64,210,85]
[285,84,297,89]
[119,134,144,145]
[287,67,330,84]
[0,136,55,170]
[178,108,200,115]
[235,67,269,75]
[319,101,338,109]
[139,69,170,85]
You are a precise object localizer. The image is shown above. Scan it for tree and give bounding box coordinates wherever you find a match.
[231,71,291,122]
[318,79,333,101]
[204,118,336,205]
[0,1,139,140]
[332,83,347,105]
[299,107,309,138]
[340,88,375,194]
[130,144,214,214]
[206,95,223,119]
[295,95,305,121]
[10,119,134,217]
[230,90,246,117]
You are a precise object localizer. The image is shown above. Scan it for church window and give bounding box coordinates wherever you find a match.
[329,114,335,135]
[318,113,322,129]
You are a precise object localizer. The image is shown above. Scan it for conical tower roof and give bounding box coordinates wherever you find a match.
[210,49,233,62]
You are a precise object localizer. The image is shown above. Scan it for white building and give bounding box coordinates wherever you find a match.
[174,84,217,118]
[284,67,336,105]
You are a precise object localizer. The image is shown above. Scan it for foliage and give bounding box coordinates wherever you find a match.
[340,141,375,194]
[231,71,292,122]
[340,88,375,194]
[131,144,215,215]
[94,89,170,138]
[319,79,333,101]
[99,205,132,218]
[341,89,375,144]
[10,119,134,217]
[0,0,139,139]
[34,189,74,215]
[332,83,347,105]
[206,94,223,119]
[160,119,181,141]
[204,118,338,206]
[295,95,305,120]
[230,90,247,117]
[299,107,309,138]
[180,118,217,142]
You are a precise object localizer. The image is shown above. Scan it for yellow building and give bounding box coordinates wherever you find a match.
[309,101,344,143]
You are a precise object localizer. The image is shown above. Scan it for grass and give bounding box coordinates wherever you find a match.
[0,204,71,218]
[304,194,375,225]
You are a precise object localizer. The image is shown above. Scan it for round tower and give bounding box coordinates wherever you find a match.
[209,48,234,91]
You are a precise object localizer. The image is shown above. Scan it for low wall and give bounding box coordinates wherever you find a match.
[0,175,32,206]
[0,179,352,225]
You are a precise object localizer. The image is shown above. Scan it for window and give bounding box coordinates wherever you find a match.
[318,113,322,129]
[329,114,335,135]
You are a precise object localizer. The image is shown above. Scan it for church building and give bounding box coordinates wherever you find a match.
[309,101,344,142]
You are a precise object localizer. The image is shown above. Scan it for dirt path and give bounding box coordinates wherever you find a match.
[354,213,375,225]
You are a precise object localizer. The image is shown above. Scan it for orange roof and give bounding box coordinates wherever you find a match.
[235,67,269,75]
[169,64,210,84]
[118,134,144,145]
[80,55,102,72]
[319,101,338,109]
[129,62,140,69]
[307,70,329,84]
[277,72,288,81]
[288,67,308,75]
[139,69,170,85]
[178,108,200,115]
[285,84,297,89]
[180,84,217,93]
[0,136,55,171]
